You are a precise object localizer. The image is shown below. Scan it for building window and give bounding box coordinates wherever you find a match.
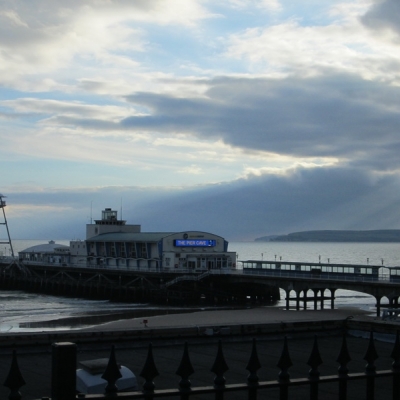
[110,243,116,258]
[99,243,106,256]
[128,243,137,258]
[141,243,148,258]
[119,243,126,258]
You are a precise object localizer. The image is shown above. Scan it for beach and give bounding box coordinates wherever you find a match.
[78,304,372,331]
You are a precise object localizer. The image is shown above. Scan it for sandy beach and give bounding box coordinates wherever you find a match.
[80,305,373,332]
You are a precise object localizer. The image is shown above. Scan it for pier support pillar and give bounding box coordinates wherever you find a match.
[320,289,324,310]
[389,297,394,308]
[313,289,318,310]
[376,296,382,317]
[330,288,336,310]
[285,290,290,310]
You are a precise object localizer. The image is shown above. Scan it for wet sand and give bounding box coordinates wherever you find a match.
[78,305,373,332]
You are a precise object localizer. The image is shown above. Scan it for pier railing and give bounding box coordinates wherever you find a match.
[3,331,400,400]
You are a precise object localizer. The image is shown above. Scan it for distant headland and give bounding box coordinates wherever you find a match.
[255,230,400,242]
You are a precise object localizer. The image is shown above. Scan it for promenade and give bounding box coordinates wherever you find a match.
[0,306,398,399]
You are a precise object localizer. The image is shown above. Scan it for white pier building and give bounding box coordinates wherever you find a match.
[68,208,236,272]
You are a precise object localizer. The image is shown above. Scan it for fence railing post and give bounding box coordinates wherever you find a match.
[246,338,261,400]
[364,331,378,400]
[51,342,77,400]
[211,340,229,400]
[3,350,26,400]
[101,345,122,394]
[277,336,292,400]
[140,343,159,400]
[176,342,194,400]
[307,336,322,400]
[337,334,351,400]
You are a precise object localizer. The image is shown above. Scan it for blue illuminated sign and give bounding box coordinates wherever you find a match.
[174,239,216,247]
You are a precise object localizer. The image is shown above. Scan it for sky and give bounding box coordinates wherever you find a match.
[1,0,400,241]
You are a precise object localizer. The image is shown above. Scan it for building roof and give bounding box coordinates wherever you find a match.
[87,232,177,242]
[87,231,226,242]
[20,241,70,253]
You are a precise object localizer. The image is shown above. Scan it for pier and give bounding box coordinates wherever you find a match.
[1,258,400,316]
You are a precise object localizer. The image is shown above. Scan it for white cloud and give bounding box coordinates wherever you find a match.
[0,0,211,91]
[224,0,281,12]
[2,98,138,121]
[224,17,400,83]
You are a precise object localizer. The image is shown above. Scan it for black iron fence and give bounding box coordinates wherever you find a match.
[3,331,400,400]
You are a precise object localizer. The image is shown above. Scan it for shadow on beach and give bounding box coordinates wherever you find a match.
[17,306,245,330]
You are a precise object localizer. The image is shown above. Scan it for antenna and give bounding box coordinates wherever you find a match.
[90,201,93,224]
[120,198,123,222]
[0,194,15,258]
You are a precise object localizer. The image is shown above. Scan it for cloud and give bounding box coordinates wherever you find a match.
[223,14,400,83]
[5,72,398,178]
[0,0,211,90]
[5,166,400,241]
[361,0,400,35]
[121,73,400,170]
[224,0,281,12]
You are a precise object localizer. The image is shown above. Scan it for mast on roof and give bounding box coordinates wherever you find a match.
[0,194,15,258]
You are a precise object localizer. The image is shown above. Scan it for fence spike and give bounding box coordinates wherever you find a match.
[277,336,293,382]
[364,331,378,374]
[3,350,26,400]
[140,343,159,392]
[211,340,229,387]
[101,344,122,394]
[246,338,261,384]
[307,335,323,379]
[176,342,194,390]
[337,334,351,376]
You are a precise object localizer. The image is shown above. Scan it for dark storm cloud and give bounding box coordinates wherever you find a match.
[361,0,400,34]
[7,167,400,241]
[135,167,400,240]
[122,73,400,170]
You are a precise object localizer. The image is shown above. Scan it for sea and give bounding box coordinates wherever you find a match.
[0,240,399,333]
